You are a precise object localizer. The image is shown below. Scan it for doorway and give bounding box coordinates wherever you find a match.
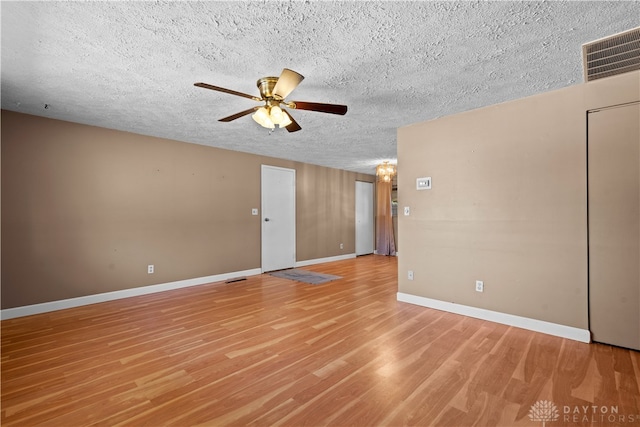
[355,181,374,255]
[261,165,296,272]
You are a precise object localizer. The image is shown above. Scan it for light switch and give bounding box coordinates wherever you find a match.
[417,177,432,190]
[404,206,410,216]
[251,208,259,215]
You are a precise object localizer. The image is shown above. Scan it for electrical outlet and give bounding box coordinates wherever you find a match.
[475,280,484,292]
[340,243,344,249]
[408,270,414,280]
[148,265,154,274]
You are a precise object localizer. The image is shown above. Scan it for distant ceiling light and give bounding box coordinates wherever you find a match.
[376,161,396,183]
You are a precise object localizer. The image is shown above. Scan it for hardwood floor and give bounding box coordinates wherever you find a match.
[2,255,639,426]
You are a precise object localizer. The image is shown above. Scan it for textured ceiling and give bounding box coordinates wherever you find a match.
[1,1,638,174]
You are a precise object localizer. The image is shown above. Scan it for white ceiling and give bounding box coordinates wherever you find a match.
[1,1,638,175]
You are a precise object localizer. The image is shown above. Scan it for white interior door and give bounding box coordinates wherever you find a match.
[355,181,374,256]
[588,102,640,350]
[261,165,296,272]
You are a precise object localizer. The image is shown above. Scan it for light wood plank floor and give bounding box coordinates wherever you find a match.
[2,255,639,426]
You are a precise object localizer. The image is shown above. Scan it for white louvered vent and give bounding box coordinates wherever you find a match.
[582,27,640,82]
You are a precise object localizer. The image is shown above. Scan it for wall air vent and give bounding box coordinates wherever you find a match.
[582,27,640,82]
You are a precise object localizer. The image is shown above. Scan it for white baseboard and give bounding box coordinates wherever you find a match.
[295,253,356,268]
[373,250,398,256]
[397,292,591,343]
[1,268,263,321]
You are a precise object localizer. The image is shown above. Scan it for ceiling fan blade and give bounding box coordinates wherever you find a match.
[283,111,301,133]
[272,69,304,100]
[289,101,348,115]
[194,82,262,101]
[219,107,260,122]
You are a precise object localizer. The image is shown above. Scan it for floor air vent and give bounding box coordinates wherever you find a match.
[582,27,640,82]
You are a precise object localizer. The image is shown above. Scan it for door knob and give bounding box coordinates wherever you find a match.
[265,218,270,222]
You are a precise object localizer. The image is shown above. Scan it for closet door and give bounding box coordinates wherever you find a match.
[588,102,639,350]
[261,165,296,272]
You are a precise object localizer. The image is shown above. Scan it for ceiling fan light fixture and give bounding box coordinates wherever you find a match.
[279,111,293,128]
[270,105,284,124]
[252,107,275,129]
[195,68,346,133]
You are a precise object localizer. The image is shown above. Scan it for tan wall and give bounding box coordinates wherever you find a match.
[397,71,640,330]
[1,110,374,309]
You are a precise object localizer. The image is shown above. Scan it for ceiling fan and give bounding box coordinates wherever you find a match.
[194,68,347,133]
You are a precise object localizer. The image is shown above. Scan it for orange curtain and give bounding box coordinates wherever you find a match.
[375,181,396,256]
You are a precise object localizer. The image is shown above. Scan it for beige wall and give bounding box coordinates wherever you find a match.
[397,71,639,330]
[1,110,373,309]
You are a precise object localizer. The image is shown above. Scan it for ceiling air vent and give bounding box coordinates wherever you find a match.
[582,27,640,82]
